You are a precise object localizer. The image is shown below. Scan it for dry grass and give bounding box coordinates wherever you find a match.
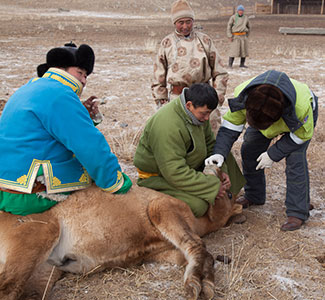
[144,38,159,54]
[106,127,143,161]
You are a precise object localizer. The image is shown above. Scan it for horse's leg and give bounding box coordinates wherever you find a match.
[0,214,60,300]
[144,246,187,266]
[20,262,63,300]
[148,199,215,300]
[201,251,215,300]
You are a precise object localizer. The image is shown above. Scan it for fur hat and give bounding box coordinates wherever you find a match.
[245,84,285,130]
[37,42,95,77]
[171,0,195,24]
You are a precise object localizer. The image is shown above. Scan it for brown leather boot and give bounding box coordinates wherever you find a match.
[236,196,254,208]
[280,216,304,231]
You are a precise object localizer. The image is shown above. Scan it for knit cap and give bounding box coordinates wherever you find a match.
[237,5,245,11]
[171,0,195,24]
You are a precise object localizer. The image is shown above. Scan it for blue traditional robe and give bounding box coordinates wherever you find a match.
[0,68,124,194]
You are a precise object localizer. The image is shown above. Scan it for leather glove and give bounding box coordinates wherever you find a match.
[205,154,224,167]
[256,152,274,170]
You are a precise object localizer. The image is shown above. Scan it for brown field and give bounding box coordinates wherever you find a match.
[0,1,324,299]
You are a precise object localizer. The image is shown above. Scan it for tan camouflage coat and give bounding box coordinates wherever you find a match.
[152,30,228,106]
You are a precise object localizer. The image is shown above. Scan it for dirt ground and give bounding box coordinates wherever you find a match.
[0,1,324,299]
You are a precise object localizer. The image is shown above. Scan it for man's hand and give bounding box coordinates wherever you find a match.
[83,96,103,123]
[256,152,274,170]
[221,172,231,190]
[83,96,100,119]
[205,154,224,167]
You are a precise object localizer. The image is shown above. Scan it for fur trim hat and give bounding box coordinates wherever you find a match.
[37,42,95,77]
[245,84,285,130]
[171,0,195,24]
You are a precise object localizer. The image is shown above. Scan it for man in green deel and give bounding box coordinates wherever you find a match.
[134,83,245,218]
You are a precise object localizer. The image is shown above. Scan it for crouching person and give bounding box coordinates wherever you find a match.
[205,70,318,231]
[0,42,132,215]
[134,83,245,218]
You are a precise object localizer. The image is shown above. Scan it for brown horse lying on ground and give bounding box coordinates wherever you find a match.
[0,166,243,300]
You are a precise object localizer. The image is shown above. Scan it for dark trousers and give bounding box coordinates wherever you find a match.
[241,98,318,221]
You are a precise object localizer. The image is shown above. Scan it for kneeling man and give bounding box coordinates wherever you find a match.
[134,83,245,217]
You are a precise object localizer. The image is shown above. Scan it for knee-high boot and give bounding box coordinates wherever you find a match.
[240,57,248,68]
[228,57,234,68]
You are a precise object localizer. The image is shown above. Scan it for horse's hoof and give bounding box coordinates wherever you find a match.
[232,213,247,224]
[202,278,214,299]
[185,277,201,300]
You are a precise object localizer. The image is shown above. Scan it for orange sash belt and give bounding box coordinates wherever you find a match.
[137,168,159,179]
[233,32,246,36]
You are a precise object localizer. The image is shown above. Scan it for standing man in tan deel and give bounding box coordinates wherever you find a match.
[151,0,228,130]
[227,5,251,68]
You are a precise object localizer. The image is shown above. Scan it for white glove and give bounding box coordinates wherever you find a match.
[205,154,224,167]
[256,152,274,170]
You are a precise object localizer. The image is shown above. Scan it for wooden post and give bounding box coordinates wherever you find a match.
[271,0,274,14]
[321,0,324,15]
[298,0,301,15]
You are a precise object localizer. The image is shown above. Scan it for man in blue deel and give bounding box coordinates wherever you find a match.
[0,42,132,215]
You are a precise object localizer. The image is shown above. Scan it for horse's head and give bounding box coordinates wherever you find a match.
[203,164,243,223]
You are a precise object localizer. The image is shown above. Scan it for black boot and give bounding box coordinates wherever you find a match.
[240,57,248,68]
[228,57,234,68]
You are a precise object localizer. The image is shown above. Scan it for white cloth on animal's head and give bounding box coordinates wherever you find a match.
[203,164,219,176]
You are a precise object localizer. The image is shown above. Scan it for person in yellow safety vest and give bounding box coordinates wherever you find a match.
[227,4,251,68]
[205,70,318,231]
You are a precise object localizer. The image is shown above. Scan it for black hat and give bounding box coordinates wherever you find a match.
[245,84,285,130]
[37,42,95,77]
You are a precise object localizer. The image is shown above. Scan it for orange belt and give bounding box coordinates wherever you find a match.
[171,85,187,95]
[137,168,159,179]
[0,181,46,194]
[233,32,246,36]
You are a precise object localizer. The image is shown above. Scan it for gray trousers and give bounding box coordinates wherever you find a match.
[241,101,318,221]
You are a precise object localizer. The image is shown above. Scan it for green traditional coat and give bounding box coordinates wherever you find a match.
[134,96,245,217]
